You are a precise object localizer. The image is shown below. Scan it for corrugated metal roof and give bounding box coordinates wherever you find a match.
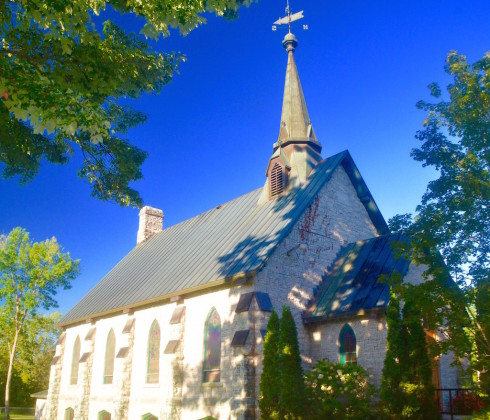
[61,150,388,326]
[304,233,410,323]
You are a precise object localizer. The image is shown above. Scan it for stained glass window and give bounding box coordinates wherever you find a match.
[203,308,221,382]
[104,329,116,384]
[146,320,160,383]
[339,324,357,364]
[98,410,111,420]
[65,407,74,420]
[70,336,80,385]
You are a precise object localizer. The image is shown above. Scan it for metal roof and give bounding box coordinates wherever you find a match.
[61,150,388,326]
[304,233,410,323]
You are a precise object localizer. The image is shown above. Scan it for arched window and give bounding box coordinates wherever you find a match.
[142,414,158,420]
[270,163,284,197]
[98,410,111,420]
[104,329,116,384]
[339,324,357,364]
[146,320,160,384]
[70,336,81,385]
[203,308,221,382]
[64,407,74,420]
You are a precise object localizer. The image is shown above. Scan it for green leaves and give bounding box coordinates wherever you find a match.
[259,306,307,419]
[0,227,79,314]
[259,309,281,419]
[390,50,490,392]
[0,227,78,415]
[0,0,250,207]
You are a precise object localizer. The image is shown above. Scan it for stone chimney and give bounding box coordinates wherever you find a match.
[137,206,164,245]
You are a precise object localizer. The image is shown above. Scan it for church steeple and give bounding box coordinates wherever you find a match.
[260,30,323,203]
[276,33,320,148]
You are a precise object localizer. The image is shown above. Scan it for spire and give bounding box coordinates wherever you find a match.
[259,10,324,204]
[277,32,319,147]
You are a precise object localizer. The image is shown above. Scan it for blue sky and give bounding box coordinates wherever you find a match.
[1,0,489,315]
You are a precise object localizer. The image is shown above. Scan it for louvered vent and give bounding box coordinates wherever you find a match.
[270,163,284,197]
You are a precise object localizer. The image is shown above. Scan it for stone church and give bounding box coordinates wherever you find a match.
[42,31,460,420]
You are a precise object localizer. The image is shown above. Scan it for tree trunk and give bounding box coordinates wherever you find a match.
[5,329,20,420]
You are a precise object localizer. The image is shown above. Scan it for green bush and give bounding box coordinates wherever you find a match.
[279,306,307,419]
[380,290,440,419]
[259,309,281,419]
[305,359,375,419]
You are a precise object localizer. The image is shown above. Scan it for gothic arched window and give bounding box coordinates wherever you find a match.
[339,324,357,364]
[146,320,161,383]
[270,162,284,197]
[98,410,111,420]
[70,336,81,385]
[203,308,221,383]
[103,329,116,384]
[64,407,74,420]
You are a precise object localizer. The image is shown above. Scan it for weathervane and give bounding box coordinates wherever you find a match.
[272,0,308,33]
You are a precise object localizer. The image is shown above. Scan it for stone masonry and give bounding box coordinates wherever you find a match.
[137,206,164,245]
[44,333,66,420]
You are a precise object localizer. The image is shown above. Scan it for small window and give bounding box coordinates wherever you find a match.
[146,320,161,383]
[142,414,158,420]
[270,163,284,197]
[70,336,81,385]
[98,410,111,420]
[104,329,116,384]
[203,308,221,382]
[65,407,74,420]
[339,324,357,364]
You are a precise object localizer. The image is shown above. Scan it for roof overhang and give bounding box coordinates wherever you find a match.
[58,270,256,328]
[303,306,386,325]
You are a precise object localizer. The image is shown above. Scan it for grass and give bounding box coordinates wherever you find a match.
[0,414,35,420]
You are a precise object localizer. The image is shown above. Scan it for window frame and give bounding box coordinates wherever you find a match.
[146,320,161,384]
[202,307,221,383]
[64,407,74,420]
[339,324,357,365]
[70,336,81,385]
[103,329,116,384]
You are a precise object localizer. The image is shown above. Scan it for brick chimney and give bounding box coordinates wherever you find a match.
[137,206,164,245]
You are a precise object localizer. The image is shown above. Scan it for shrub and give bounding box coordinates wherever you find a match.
[305,359,375,419]
[452,393,485,414]
[259,309,281,419]
[380,290,440,419]
[279,306,307,419]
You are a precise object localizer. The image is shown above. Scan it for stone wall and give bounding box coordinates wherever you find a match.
[43,333,66,420]
[255,165,378,356]
[308,317,388,388]
[51,282,260,419]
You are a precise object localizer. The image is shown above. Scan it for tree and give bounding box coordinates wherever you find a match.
[0,312,60,407]
[259,309,281,419]
[390,50,489,391]
[279,305,307,419]
[380,292,440,419]
[0,0,249,207]
[400,299,439,419]
[380,290,405,416]
[0,228,79,419]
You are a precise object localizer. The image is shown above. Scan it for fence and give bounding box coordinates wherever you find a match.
[0,407,36,415]
[436,388,486,419]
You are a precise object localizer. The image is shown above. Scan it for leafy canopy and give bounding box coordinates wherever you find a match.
[0,227,79,418]
[0,0,249,207]
[0,312,60,407]
[389,51,490,389]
